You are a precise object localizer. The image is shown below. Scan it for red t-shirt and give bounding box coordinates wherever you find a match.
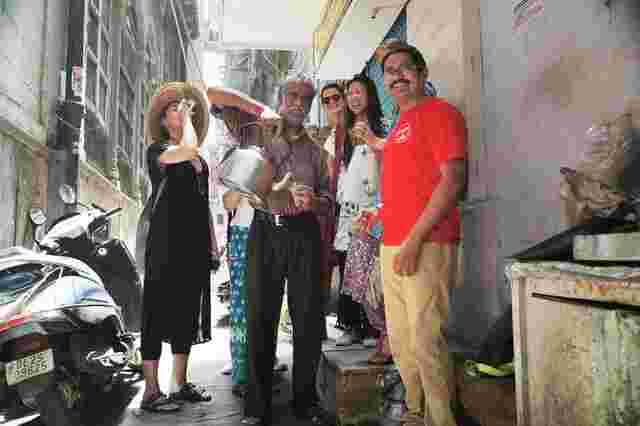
[380,97,467,245]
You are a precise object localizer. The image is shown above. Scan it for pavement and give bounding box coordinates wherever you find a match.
[0,272,515,426]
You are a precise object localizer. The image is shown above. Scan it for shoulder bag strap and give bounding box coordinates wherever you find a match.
[151,178,167,212]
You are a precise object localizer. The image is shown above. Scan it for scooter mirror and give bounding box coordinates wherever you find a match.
[34,224,46,243]
[29,208,47,226]
[58,184,77,205]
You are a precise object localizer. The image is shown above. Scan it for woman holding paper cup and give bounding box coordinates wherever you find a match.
[139,82,219,412]
[339,74,392,364]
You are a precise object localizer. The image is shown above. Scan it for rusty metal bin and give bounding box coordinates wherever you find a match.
[507,262,640,426]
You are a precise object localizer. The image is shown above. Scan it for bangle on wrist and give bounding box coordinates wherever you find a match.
[254,104,264,116]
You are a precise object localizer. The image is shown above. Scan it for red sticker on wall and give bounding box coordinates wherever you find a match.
[513,0,545,33]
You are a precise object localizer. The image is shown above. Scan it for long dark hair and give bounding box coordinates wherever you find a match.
[345,74,386,138]
[158,100,180,141]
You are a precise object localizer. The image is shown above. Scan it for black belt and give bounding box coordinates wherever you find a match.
[254,209,309,228]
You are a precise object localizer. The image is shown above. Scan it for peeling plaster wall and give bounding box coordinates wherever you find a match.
[0,0,46,124]
[457,0,640,350]
[0,135,17,248]
[407,0,464,109]
[0,0,54,247]
[14,142,49,247]
[406,0,640,351]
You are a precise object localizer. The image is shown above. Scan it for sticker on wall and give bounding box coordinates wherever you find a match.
[513,0,545,33]
[71,66,85,100]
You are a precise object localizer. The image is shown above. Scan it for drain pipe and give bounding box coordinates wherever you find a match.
[58,0,88,213]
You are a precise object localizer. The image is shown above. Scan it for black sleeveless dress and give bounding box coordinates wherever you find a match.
[142,141,213,349]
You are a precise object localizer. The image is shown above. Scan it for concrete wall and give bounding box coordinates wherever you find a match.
[407,0,464,109]
[406,0,640,351]
[0,0,69,247]
[0,1,47,126]
[468,0,640,347]
[0,136,17,248]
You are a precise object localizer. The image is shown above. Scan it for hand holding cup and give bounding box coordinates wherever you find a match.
[291,182,315,211]
[351,121,385,152]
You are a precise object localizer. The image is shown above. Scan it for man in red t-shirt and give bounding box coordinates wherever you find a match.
[363,43,467,426]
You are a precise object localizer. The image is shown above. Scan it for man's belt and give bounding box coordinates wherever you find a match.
[255,209,307,228]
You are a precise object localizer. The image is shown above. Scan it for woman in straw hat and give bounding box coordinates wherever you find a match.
[140,82,218,412]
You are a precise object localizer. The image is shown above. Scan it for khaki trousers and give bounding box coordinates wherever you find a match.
[381,242,458,426]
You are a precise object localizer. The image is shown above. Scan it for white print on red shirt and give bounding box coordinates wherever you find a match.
[389,121,411,145]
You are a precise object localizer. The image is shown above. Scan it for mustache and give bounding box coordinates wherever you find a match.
[391,79,410,89]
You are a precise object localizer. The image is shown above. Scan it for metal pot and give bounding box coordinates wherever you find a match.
[216,145,274,210]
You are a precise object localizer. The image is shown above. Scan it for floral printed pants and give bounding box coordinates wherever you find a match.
[228,226,250,385]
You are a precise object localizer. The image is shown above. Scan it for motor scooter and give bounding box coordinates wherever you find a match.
[0,185,142,425]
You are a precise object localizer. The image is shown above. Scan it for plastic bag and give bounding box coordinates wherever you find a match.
[182,114,198,146]
[179,99,198,146]
[576,114,634,191]
[560,113,635,226]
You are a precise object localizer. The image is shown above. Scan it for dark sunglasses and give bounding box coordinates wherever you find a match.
[321,94,342,105]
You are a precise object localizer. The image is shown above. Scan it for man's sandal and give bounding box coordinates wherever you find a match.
[140,393,182,413]
[241,416,267,425]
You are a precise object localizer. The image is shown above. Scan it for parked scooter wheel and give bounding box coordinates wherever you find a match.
[35,383,83,426]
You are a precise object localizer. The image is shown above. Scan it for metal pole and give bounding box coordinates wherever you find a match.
[168,0,190,79]
[60,0,88,213]
[169,0,206,84]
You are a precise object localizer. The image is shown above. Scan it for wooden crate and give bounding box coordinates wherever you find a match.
[316,347,386,424]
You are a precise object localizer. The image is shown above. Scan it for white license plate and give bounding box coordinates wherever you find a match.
[5,349,54,386]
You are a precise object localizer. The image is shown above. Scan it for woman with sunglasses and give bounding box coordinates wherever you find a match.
[320,83,369,346]
[319,83,361,338]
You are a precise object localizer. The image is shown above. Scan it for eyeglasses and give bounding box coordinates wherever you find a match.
[384,61,420,77]
[321,94,342,105]
[285,91,314,108]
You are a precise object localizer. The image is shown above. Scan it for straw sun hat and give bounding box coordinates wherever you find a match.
[145,81,210,146]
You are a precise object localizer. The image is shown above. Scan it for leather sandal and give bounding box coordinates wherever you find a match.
[170,382,212,402]
[241,416,269,426]
[140,393,182,412]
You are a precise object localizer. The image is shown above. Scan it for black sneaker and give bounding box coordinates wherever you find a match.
[170,382,212,402]
[232,383,247,398]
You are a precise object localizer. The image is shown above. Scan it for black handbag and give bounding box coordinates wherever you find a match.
[135,178,166,277]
